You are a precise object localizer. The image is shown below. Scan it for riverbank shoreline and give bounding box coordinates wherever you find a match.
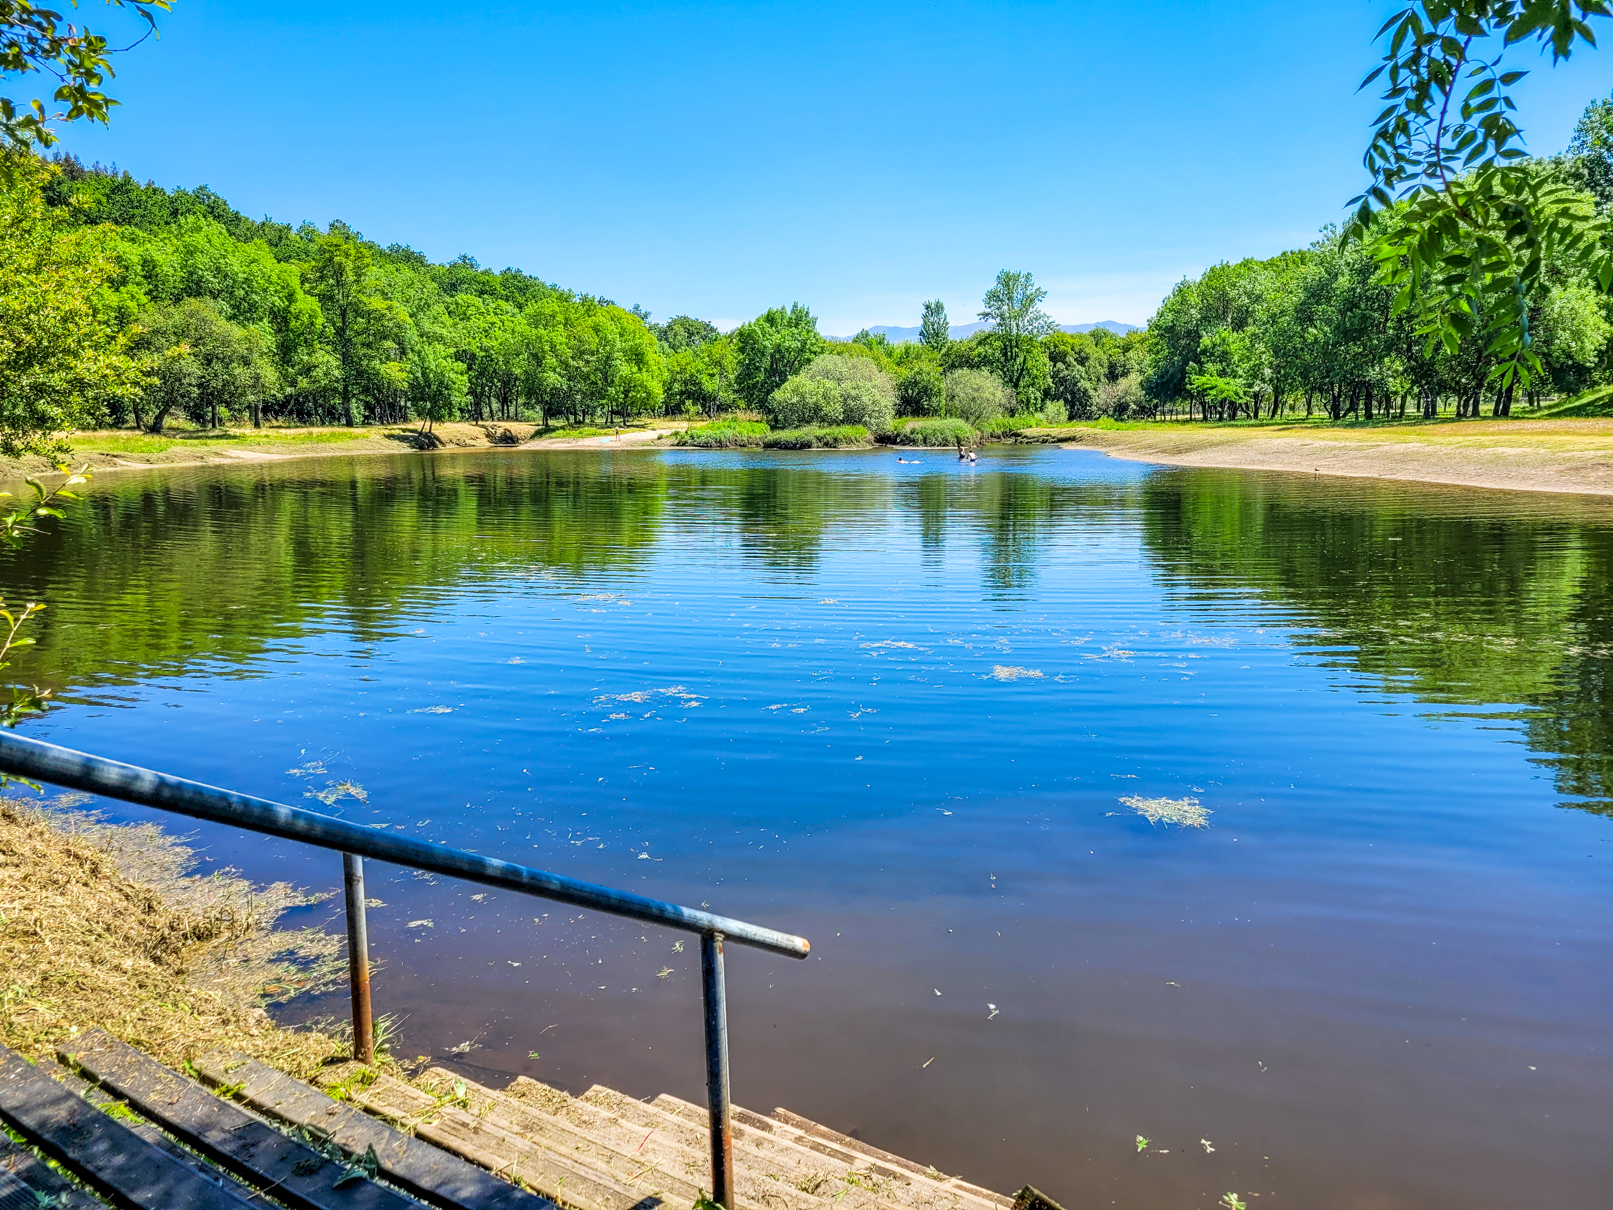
[0,796,347,1077]
[11,417,1613,497]
[1034,418,1613,497]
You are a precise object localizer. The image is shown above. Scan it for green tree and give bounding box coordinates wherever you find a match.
[407,341,467,433]
[1349,2,1613,393]
[664,337,736,417]
[978,270,1057,401]
[733,304,824,409]
[0,157,144,453]
[1,0,167,157]
[943,368,1012,428]
[306,231,377,426]
[133,297,271,433]
[896,359,944,416]
[1566,89,1613,212]
[919,299,950,350]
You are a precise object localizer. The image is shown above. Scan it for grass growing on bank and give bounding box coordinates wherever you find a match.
[0,796,350,1078]
[883,418,977,446]
[673,420,769,448]
[671,421,871,448]
[764,424,869,449]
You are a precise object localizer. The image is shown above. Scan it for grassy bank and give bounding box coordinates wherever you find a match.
[0,796,349,1079]
[672,421,871,449]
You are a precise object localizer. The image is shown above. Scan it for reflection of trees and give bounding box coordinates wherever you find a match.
[3,453,671,692]
[1139,470,1613,815]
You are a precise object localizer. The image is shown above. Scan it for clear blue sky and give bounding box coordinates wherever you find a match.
[55,1,1613,334]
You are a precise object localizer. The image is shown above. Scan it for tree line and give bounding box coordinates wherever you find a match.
[7,82,1613,458]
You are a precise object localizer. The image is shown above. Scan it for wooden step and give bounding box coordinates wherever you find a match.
[0,1043,256,1209]
[424,1067,868,1210]
[311,1062,670,1210]
[767,1109,1010,1210]
[34,1056,268,1204]
[647,1093,992,1210]
[0,1131,107,1209]
[408,1068,712,1208]
[192,1048,555,1210]
[60,1029,423,1210]
[569,1084,905,1210]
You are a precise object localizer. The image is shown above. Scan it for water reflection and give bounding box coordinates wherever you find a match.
[1137,469,1613,814]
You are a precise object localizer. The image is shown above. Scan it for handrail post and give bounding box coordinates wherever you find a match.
[701,931,733,1210]
[343,853,375,1067]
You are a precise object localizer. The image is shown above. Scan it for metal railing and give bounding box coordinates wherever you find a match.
[0,731,809,1209]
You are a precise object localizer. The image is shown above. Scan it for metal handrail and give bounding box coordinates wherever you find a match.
[0,731,807,1208]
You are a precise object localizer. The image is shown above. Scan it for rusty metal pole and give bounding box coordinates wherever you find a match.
[343,853,375,1067]
[701,931,733,1210]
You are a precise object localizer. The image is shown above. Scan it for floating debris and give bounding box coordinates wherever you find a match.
[408,705,454,714]
[1120,795,1211,828]
[304,781,368,806]
[990,665,1044,681]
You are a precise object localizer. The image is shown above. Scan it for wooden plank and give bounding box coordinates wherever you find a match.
[192,1049,557,1210]
[769,1109,1011,1209]
[316,1066,664,1210]
[33,1057,264,1204]
[407,1069,710,1210]
[0,1132,106,1209]
[60,1030,422,1210]
[0,1044,255,1210]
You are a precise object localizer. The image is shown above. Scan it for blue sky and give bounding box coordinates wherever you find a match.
[55,1,1613,333]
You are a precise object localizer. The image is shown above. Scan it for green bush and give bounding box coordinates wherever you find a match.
[766,376,843,428]
[801,354,897,431]
[762,424,869,449]
[944,368,1013,427]
[883,417,976,446]
[672,420,769,447]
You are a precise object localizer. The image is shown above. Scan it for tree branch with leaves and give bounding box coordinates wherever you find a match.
[1348,1,1613,391]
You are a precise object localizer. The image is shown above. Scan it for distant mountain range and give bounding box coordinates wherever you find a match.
[831,320,1139,343]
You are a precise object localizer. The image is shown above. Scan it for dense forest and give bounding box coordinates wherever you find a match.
[4,87,1613,455]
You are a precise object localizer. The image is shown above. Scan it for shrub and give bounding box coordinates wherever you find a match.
[1096,371,1145,420]
[766,375,843,428]
[883,417,976,446]
[896,362,944,416]
[762,425,869,449]
[944,368,1012,428]
[1040,399,1068,424]
[766,356,897,433]
[673,420,768,448]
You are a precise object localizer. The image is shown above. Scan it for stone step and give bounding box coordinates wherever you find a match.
[314,1063,667,1210]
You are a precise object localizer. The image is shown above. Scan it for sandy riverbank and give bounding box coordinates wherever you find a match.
[1035,418,1613,497]
[0,422,687,481]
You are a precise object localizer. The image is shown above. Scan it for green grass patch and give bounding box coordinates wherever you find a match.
[763,425,869,449]
[73,433,179,454]
[255,429,380,445]
[882,417,977,446]
[673,420,769,448]
[1536,385,1613,417]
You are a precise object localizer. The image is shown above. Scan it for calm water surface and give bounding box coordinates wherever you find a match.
[7,447,1612,1210]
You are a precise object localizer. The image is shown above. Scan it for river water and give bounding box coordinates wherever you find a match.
[7,446,1611,1209]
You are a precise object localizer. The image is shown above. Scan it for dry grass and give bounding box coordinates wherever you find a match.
[1120,795,1212,828]
[0,795,349,1079]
